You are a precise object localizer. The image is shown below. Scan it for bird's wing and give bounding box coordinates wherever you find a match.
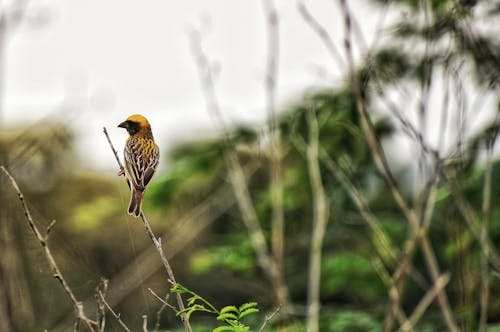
[124,138,159,191]
[143,144,160,187]
[124,138,144,191]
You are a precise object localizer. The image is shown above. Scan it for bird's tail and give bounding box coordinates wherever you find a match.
[128,189,144,217]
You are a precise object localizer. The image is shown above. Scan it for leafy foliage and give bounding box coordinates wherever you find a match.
[171,284,259,332]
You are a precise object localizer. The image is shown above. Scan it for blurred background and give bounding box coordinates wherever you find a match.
[0,0,499,331]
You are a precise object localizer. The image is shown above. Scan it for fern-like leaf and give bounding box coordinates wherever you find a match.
[238,308,259,319]
[217,312,239,321]
[220,306,238,314]
[213,325,250,332]
[238,302,258,312]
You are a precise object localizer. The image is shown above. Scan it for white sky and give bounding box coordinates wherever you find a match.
[4,0,497,173]
[4,0,388,171]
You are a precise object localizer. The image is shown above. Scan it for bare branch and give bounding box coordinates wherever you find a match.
[0,166,97,332]
[261,0,285,293]
[297,1,345,69]
[397,274,451,332]
[148,288,177,313]
[103,127,124,173]
[258,305,281,332]
[188,29,290,309]
[97,291,132,332]
[304,100,330,332]
[336,1,459,330]
[95,278,109,332]
[479,126,497,331]
[45,219,57,238]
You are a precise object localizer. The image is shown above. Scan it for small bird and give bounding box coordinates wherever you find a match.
[118,114,160,217]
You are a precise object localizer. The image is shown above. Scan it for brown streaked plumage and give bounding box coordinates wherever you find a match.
[118,114,160,217]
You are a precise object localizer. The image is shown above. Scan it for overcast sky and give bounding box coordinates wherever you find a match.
[4,0,390,170]
[5,0,497,173]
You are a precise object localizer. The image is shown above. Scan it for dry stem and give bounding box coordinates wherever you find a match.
[397,274,450,332]
[188,30,290,309]
[304,102,330,332]
[336,1,458,330]
[261,0,286,295]
[258,305,281,332]
[1,166,97,332]
[97,291,132,332]
[479,133,496,331]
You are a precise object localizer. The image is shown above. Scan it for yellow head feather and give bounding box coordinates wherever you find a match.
[126,114,151,127]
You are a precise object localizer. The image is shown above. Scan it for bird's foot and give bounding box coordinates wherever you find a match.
[117,168,125,176]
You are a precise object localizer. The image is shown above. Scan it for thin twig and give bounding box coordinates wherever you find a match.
[103,128,192,332]
[148,288,177,312]
[188,30,290,309]
[149,289,175,332]
[479,129,497,331]
[290,127,427,290]
[103,127,124,172]
[297,1,345,69]
[397,274,451,332]
[97,291,132,332]
[371,258,411,328]
[1,166,97,332]
[443,169,500,270]
[336,1,459,330]
[95,278,109,332]
[261,0,286,305]
[258,305,281,332]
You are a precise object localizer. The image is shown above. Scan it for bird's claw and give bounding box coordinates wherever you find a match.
[117,168,125,177]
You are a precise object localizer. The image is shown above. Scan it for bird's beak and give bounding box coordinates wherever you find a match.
[118,121,127,128]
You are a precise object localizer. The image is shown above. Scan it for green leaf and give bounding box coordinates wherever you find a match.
[238,302,258,312]
[238,308,259,319]
[213,326,242,332]
[184,304,214,321]
[217,312,239,321]
[220,306,238,314]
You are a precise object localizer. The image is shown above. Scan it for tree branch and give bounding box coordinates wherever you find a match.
[1,166,97,332]
[188,30,290,309]
[97,291,132,332]
[304,101,330,332]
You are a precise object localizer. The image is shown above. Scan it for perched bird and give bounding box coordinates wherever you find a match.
[118,114,160,217]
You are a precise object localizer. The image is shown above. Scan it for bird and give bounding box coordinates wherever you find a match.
[117,114,160,217]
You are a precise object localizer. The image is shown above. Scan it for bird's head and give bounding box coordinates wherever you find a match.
[118,114,152,136]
